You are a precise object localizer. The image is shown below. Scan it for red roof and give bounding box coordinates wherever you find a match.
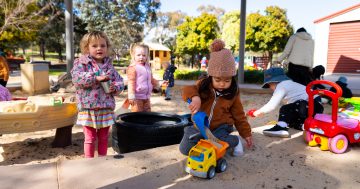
[314,3,360,24]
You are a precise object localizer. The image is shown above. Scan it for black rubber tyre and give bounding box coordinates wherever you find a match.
[112,112,189,153]
[207,166,216,179]
[215,158,227,173]
[180,113,193,127]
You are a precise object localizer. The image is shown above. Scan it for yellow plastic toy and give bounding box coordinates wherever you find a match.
[185,139,229,179]
[308,134,330,151]
[184,101,229,179]
[0,96,77,134]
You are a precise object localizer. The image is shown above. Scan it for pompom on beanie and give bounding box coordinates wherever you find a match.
[207,39,236,77]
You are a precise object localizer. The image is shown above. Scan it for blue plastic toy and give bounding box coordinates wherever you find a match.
[187,98,222,148]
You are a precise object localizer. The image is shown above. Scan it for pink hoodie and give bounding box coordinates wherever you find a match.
[127,62,157,100]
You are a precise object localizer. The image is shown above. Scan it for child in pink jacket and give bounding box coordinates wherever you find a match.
[71,31,124,158]
[126,43,158,112]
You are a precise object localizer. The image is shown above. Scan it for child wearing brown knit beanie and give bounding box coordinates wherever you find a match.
[180,39,253,157]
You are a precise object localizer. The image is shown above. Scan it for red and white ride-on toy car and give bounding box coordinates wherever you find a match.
[304,80,360,154]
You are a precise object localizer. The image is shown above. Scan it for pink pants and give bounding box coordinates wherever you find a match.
[83,126,110,158]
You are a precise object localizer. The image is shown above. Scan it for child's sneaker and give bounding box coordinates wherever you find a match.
[263,125,290,138]
[232,135,244,157]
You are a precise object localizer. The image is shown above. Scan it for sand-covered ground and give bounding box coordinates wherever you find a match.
[0,86,277,165]
[1,86,360,189]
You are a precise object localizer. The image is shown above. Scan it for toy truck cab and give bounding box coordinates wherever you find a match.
[304,80,360,154]
[185,139,229,179]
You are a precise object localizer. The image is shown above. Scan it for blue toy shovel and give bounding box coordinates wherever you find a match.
[187,99,223,148]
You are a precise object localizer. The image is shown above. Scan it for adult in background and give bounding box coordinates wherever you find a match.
[276,27,314,86]
[0,47,10,87]
[311,65,326,90]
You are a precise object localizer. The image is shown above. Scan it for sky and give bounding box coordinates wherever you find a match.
[159,0,360,37]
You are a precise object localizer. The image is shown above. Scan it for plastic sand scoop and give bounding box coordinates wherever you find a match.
[191,111,210,140]
[187,99,223,148]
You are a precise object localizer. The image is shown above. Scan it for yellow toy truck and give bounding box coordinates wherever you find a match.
[185,139,229,179]
[184,100,230,179]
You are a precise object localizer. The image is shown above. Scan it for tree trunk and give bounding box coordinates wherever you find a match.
[191,54,194,69]
[267,51,273,68]
[40,43,46,60]
[58,46,63,62]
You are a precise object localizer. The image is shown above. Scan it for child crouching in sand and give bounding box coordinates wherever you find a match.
[180,39,253,157]
[248,67,323,138]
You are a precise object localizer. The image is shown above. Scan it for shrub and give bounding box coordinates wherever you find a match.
[113,58,129,67]
[25,56,31,62]
[244,70,264,84]
[157,68,263,84]
[174,70,207,80]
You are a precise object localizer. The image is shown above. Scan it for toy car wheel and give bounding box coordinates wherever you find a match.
[216,158,227,173]
[303,131,314,143]
[207,166,216,179]
[329,134,348,154]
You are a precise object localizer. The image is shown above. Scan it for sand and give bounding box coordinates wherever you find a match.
[1,86,360,188]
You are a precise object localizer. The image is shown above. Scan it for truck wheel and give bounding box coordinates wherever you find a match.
[216,158,227,173]
[207,166,216,179]
[329,134,348,154]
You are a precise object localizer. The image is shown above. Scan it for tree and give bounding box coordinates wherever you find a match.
[221,10,240,54]
[246,6,293,64]
[75,0,160,57]
[37,0,87,61]
[197,5,225,20]
[0,0,50,52]
[197,5,225,29]
[176,13,219,68]
[0,0,49,36]
[151,11,186,52]
[0,26,37,52]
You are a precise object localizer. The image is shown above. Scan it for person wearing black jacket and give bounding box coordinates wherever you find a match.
[162,62,177,100]
[312,65,326,90]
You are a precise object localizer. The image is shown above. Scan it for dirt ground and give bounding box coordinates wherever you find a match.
[0,86,276,166]
[1,86,360,189]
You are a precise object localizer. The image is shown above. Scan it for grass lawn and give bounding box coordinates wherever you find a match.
[49,70,66,76]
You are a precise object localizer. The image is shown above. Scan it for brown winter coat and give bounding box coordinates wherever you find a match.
[182,81,252,139]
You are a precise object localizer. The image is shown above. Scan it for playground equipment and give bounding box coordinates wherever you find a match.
[303,80,360,154]
[0,96,77,147]
[185,99,229,179]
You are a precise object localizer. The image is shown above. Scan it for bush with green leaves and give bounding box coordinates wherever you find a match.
[174,70,207,80]
[113,58,130,67]
[243,70,264,84]
[156,69,264,84]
